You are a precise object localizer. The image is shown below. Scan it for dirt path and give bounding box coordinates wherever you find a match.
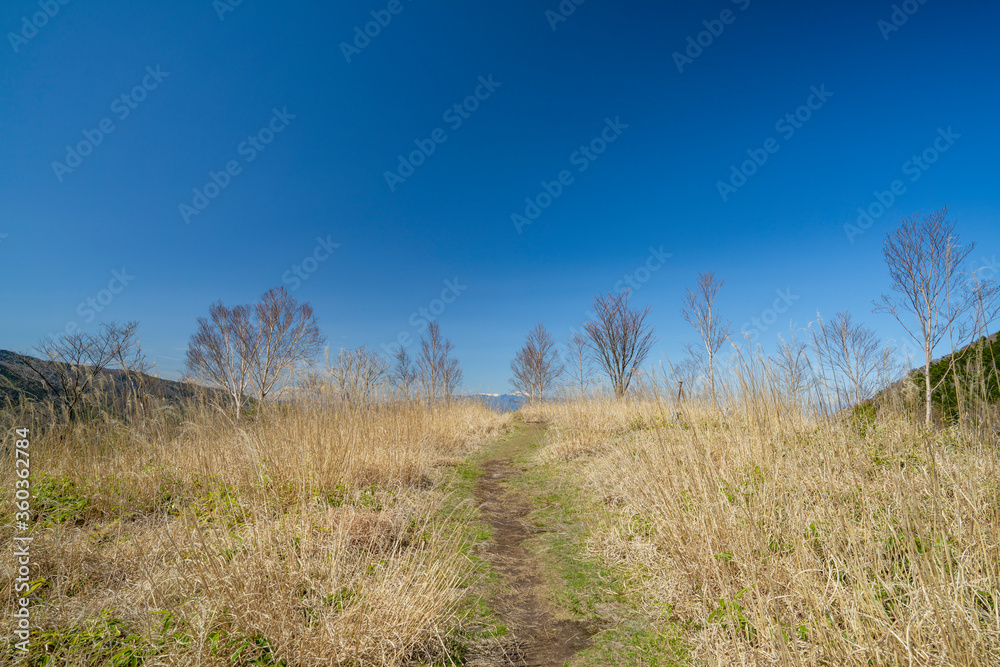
[468,421,593,667]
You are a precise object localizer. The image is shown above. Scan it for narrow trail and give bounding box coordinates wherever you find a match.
[469,421,593,667]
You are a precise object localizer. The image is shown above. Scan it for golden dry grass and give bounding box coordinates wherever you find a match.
[523,398,1000,666]
[1,395,512,665]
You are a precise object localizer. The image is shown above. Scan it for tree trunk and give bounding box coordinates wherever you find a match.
[924,355,933,425]
[708,353,716,408]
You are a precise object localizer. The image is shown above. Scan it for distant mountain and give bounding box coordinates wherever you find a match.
[0,349,210,408]
[0,351,50,404]
[465,393,526,413]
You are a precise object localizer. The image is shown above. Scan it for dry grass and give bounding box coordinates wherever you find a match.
[1,395,512,665]
[523,398,1000,666]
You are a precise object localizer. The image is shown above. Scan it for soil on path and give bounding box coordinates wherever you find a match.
[467,421,593,667]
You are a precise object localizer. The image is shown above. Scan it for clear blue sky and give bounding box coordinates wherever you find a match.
[2,0,999,393]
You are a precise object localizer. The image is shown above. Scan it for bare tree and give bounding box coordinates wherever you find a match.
[110,321,154,422]
[681,272,732,407]
[510,323,564,401]
[250,287,325,402]
[583,290,657,399]
[443,350,463,399]
[417,322,462,402]
[330,345,389,403]
[185,302,256,418]
[390,347,418,400]
[773,330,813,405]
[874,208,1000,423]
[809,311,894,407]
[418,327,440,402]
[565,332,593,397]
[186,289,324,417]
[21,321,134,420]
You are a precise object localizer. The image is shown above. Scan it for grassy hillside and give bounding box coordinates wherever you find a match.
[0,351,50,403]
[910,332,1000,422]
[0,349,219,410]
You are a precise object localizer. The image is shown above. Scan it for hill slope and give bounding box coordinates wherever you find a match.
[905,331,1000,421]
[0,349,206,407]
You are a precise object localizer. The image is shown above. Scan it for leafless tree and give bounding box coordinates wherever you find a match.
[21,321,134,420]
[583,290,657,399]
[110,321,154,422]
[186,288,324,417]
[510,323,563,401]
[565,332,592,397]
[681,272,732,407]
[773,329,813,405]
[250,287,325,402]
[330,345,389,403]
[390,347,418,400]
[417,321,462,402]
[809,311,894,407]
[443,352,463,399]
[185,302,256,418]
[874,208,1000,423]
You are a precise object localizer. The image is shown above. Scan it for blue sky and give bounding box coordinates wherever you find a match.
[2,0,999,393]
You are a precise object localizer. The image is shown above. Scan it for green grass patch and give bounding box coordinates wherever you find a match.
[575,623,689,667]
[32,474,90,526]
